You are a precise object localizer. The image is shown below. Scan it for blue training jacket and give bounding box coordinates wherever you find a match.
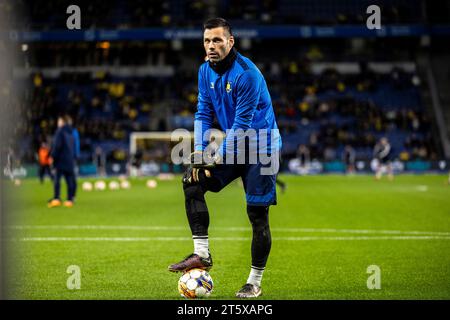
[194,51,281,157]
[51,125,75,171]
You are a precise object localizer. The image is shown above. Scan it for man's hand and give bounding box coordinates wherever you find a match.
[191,166,211,183]
[183,151,219,183]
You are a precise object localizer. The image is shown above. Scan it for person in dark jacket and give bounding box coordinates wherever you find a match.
[67,116,80,199]
[48,115,77,208]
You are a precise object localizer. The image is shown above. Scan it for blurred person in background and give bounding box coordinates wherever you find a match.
[48,115,77,208]
[94,146,107,176]
[37,141,54,184]
[4,146,21,186]
[373,137,394,181]
[297,144,310,174]
[342,144,356,175]
[68,116,80,199]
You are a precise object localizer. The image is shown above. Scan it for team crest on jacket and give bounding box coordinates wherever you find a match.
[226,81,232,93]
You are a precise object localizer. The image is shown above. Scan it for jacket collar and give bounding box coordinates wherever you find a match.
[209,47,237,75]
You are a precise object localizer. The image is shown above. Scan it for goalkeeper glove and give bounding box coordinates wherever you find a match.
[183,151,219,183]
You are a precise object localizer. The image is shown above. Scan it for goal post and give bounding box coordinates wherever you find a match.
[128,131,191,176]
[128,130,225,176]
[129,131,193,156]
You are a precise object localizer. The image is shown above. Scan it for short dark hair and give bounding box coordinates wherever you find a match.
[203,17,233,36]
[58,114,72,125]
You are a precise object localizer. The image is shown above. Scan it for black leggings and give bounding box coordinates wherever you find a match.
[183,170,272,268]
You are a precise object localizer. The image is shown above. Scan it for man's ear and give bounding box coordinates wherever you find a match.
[228,36,235,47]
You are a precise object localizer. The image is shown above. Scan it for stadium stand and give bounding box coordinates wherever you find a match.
[8,0,427,29]
[5,0,450,174]
[14,45,437,166]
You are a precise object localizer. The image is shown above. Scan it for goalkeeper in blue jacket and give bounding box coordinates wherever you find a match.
[168,18,282,298]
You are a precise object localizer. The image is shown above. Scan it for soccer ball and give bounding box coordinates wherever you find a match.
[178,268,213,299]
[94,180,106,191]
[108,181,120,190]
[82,181,93,191]
[146,179,157,188]
[120,180,131,189]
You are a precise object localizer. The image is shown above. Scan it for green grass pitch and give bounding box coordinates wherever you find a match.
[4,174,450,299]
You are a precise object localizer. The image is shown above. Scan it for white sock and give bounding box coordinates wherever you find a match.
[193,236,209,258]
[247,266,264,287]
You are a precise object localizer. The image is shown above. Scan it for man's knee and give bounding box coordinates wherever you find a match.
[247,205,269,229]
[183,172,209,225]
[183,168,219,195]
[183,177,206,200]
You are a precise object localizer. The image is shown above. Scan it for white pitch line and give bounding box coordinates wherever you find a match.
[8,225,450,236]
[271,228,450,236]
[14,235,450,242]
[9,225,186,231]
[274,236,450,241]
[18,237,191,242]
